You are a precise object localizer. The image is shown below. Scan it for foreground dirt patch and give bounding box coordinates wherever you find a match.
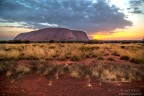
[0,74,144,96]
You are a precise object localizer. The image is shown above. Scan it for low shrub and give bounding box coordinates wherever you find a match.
[120,56,129,60]
[49,46,56,49]
[15,64,31,77]
[70,55,81,61]
[112,52,120,56]
[80,46,99,52]
[129,58,142,64]
[120,46,125,49]
[6,71,13,77]
[97,56,104,60]
[91,54,98,58]
[103,53,109,56]
[107,57,115,61]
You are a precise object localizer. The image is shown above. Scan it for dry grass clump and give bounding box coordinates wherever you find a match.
[129,58,143,64]
[69,64,86,78]
[36,62,47,73]
[107,57,115,61]
[7,50,20,60]
[120,56,129,60]
[79,46,99,52]
[112,51,120,56]
[0,63,6,72]
[6,71,13,77]
[43,64,65,79]
[15,64,32,77]
[0,50,7,60]
[120,46,125,49]
[46,49,57,60]
[58,44,65,48]
[100,69,117,81]
[22,48,38,60]
[70,50,83,61]
[57,49,70,60]
[42,63,65,85]
[104,53,109,56]
[97,56,104,60]
[48,46,56,49]
[6,62,17,77]
[69,64,93,87]
[0,61,15,72]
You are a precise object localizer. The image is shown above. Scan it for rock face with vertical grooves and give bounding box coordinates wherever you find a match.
[14,28,89,41]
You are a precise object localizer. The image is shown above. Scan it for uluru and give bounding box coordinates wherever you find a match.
[14,28,89,41]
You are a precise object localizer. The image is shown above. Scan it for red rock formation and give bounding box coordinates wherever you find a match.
[14,28,89,41]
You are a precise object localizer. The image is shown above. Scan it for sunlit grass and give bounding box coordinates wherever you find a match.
[0,43,143,64]
[111,44,144,64]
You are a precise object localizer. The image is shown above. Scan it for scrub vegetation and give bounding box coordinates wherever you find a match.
[0,43,144,83]
[0,43,143,63]
[0,61,144,83]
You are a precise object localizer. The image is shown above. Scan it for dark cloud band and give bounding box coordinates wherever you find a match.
[0,0,132,33]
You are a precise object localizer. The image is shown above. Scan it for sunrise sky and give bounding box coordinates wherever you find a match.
[0,0,144,40]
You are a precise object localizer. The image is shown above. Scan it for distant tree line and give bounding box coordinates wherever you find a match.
[0,40,31,44]
[0,40,143,44]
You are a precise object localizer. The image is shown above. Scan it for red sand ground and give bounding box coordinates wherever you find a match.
[0,73,144,96]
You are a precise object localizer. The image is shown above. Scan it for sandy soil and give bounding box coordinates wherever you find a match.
[0,73,144,96]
